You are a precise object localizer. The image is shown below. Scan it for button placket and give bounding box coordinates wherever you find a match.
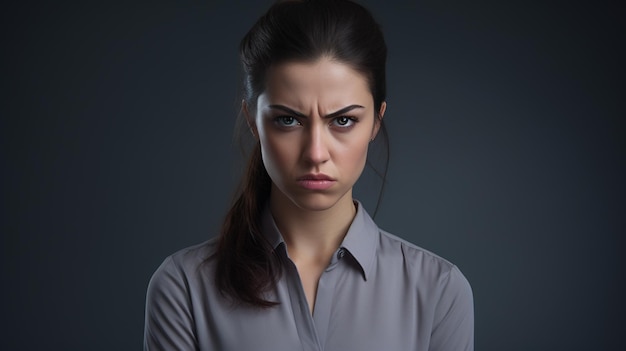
[312,262,340,348]
[285,258,323,351]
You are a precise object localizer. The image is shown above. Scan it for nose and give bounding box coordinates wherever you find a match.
[302,125,330,166]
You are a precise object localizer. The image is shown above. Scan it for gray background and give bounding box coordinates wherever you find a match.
[2,0,624,350]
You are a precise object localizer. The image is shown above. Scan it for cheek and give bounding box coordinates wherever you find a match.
[260,133,297,176]
[339,138,370,177]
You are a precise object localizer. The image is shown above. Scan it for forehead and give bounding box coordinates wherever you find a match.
[262,58,372,107]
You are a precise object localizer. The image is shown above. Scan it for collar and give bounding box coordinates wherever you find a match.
[260,199,379,281]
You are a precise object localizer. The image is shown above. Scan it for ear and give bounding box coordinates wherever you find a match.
[371,101,386,140]
[242,100,258,139]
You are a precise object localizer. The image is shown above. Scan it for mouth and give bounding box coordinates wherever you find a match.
[297,173,336,181]
[296,174,336,190]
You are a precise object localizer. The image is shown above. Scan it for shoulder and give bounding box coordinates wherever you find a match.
[377,229,454,272]
[147,238,219,294]
[376,229,473,333]
[144,239,219,349]
[376,229,471,292]
[163,238,218,270]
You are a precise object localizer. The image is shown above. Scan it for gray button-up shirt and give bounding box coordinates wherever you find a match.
[144,201,474,350]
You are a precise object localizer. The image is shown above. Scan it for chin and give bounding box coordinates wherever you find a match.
[270,182,354,213]
[287,191,350,212]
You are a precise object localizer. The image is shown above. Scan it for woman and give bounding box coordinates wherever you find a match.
[144,0,474,350]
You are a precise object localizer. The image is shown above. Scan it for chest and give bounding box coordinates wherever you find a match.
[192,260,437,351]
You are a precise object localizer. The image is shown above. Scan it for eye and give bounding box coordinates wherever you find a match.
[332,116,357,128]
[274,116,301,127]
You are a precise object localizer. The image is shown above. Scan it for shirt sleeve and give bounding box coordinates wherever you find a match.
[429,265,474,351]
[144,256,198,351]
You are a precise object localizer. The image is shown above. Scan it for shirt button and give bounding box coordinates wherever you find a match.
[337,248,346,259]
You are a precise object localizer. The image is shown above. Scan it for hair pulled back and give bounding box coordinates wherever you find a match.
[216,0,388,307]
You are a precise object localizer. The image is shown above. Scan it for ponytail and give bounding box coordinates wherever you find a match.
[215,143,281,307]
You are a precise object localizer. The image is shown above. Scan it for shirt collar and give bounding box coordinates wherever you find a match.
[261,204,285,250]
[339,200,379,280]
[260,199,379,281]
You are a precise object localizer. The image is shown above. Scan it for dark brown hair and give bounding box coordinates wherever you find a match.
[215,0,389,307]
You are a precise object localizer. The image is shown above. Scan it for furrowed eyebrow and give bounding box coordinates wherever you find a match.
[268,105,306,118]
[267,104,364,118]
[325,105,364,118]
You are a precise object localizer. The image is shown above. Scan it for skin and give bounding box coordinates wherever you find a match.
[245,57,386,313]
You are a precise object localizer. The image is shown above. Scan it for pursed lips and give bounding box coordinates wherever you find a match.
[296,174,336,190]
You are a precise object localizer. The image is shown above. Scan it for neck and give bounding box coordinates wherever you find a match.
[269,186,357,260]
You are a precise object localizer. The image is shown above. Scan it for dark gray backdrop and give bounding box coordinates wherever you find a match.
[2,0,624,350]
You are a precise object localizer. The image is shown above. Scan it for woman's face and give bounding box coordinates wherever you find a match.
[248,57,386,212]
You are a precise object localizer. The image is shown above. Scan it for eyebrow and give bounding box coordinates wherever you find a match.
[268,104,365,118]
